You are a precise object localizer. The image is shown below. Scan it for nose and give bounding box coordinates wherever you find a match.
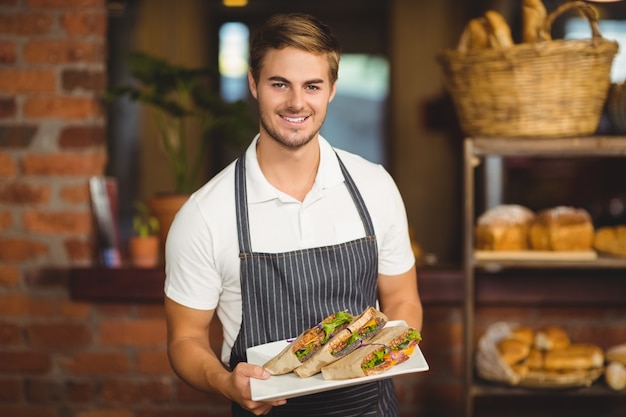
[286,88,305,111]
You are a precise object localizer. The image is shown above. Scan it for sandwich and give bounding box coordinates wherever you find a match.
[293,306,388,378]
[262,310,353,375]
[321,325,422,380]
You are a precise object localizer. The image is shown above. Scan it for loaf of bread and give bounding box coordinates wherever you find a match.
[475,204,535,251]
[543,344,604,371]
[594,225,626,257]
[606,361,626,391]
[457,17,490,52]
[606,343,626,366]
[484,10,514,48]
[529,206,594,251]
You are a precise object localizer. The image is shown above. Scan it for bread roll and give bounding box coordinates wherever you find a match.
[522,0,548,43]
[605,361,626,391]
[594,225,626,257]
[497,337,530,365]
[484,10,513,48]
[510,326,535,347]
[534,326,571,351]
[606,343,626,366]
[524,348,544,370]
[458,17,490,52]
[475,205,535,251]
[543,343,604,371]
[529,206,594,251]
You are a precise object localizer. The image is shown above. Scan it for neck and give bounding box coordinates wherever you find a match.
[256,135,321,202]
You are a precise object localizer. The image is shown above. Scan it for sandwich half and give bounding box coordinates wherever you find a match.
[263,310,353,375]
[321,325,422,380]
[293,306,388,378]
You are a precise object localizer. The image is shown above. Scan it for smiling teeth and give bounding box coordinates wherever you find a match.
[284,116,306,123]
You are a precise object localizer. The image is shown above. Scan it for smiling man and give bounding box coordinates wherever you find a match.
[164,13,423,417]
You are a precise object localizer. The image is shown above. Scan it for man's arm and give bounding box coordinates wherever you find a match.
[164,296,286,414]
[377,264,423,331]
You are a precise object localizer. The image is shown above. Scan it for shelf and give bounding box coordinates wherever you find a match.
[68,266,165,302]
[470,380,624,397]
[474,254,626,270]
[469,136,626,157]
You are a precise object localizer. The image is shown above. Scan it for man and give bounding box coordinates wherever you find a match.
[164,13,423,417]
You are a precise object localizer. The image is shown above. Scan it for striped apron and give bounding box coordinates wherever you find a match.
[229,153,399,417]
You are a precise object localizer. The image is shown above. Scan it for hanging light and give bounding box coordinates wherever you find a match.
[223,0,248,6]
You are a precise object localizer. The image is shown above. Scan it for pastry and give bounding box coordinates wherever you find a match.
[534,325,571,351]
[522,0,548,43]
[594,225,626,257]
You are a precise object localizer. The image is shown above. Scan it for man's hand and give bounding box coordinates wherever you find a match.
[221,362,287,415]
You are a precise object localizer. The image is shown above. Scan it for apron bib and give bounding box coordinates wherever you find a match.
[229,153,399,417]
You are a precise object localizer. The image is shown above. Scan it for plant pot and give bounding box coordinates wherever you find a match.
[148,194,189,244]
[129,235,160,268]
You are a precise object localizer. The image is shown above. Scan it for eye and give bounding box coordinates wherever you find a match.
[306,84,320,91]
[272,82,286,89]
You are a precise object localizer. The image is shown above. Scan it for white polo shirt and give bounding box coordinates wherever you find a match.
[164,135,415,363]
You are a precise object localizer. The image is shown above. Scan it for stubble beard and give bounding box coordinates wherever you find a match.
[258,110,323,149]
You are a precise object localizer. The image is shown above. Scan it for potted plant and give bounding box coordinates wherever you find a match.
[128,201,160,268]
[107,51,256,240]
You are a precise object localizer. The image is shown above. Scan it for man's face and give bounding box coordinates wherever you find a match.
[248,46,337,149]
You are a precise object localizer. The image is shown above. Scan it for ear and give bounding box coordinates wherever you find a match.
[248,69,258,100]
[328,81,337,103]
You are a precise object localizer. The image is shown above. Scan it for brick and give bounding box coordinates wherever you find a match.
[24,40,104,64]
[0,182,51,204]
[24,96,102,119]
[22,152,107,176]
[0,377,22,402]
[0,322,22,345]
[136,349,173,375]
[59,125,105,148]
[137,304,165,318]
[60,183,90,203]
[28,0,105,8]
[66,379,97,403]
[100,319,167,346]
[64,238,93,261]
[62,68,106,92]
[0,96,17,117]
[76,409,133,417]
[23,210,92,234]
[0,406,57,417]
[100,379,170,404]
[59,300,91,318]
[0,125,38,147]
[0,264,20,286]
[0,70,56,93]
[61,351,128,375]
[0,41,16,64]
[61,11,106,36]
[0,152,18,177]
[27,323,91,348]
[25,378,64,403]
[175,380,222,404]
[23,267,68,288]
[0,210,13,231]
[0,238,49,262]
[0,13,53,35]
[0,293,56,317]
[0,351,51,373]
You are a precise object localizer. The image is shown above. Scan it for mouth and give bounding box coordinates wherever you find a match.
[281,115,309,124]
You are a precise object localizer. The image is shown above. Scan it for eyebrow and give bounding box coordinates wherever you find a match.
[268,76,325,85]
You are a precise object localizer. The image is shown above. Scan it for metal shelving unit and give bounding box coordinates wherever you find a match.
[462,136,626,417]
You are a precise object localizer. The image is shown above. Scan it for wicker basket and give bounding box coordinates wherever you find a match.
[437,1,619,138]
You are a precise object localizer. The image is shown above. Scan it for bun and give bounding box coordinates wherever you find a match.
[497,338,530,365]
[524,348,544,370]
[605,361,626,391]
[484,10,514,48]
[510,326,535,346]
[522,0,548,43]
[594,225,626,257]
[529,206,594,251]
[534,326,571,351]
[475,205,535,251]
[543,344,604,371]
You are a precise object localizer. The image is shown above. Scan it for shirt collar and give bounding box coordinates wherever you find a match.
[244,134,345,204]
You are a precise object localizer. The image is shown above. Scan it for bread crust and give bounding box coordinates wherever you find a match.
[529,206,594,251]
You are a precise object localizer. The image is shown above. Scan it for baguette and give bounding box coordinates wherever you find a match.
[484,10,513,48]
[522,0,549,43]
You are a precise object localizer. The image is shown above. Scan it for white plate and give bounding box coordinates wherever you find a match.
[247,320,429,401]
